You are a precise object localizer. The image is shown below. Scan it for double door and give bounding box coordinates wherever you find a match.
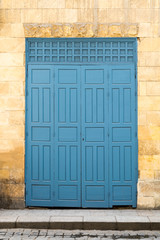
[26,64,137,208]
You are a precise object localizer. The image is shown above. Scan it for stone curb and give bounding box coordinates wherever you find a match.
[0,220,160,230]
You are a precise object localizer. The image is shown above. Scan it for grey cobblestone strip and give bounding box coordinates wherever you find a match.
[0,229,160,239]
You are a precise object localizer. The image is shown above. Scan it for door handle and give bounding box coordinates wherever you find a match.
[82,138,84,141]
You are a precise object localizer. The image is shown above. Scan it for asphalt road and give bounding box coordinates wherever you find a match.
[0,229,160,240]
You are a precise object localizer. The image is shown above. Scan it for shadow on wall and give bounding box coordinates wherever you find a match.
[0,147,25,209]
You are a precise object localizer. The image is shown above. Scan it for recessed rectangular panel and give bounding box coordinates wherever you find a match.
[85,89,93,123]
[86,127,104,142]
[96,89,104,123]
[58,69,77,84]
[85,69,104,84]
[85,146,93,181]
[112,127,131,142]
[123,88,131,123]
[58,186,78,200]
[31,88,39,122]
[112,88,120,123]
[31,146,39,180]
[58,88,66,122]
[43,88,51,122]
[112,146,120,181]
[112,69,131,84]
[32,185,51,200]
[58,127,77,142]
[97,147,105,181]
[70,88,77,123]
[32,69,50,84]
[43,146,51,181]
[70,146,78,181]
[113,186,132,201]
[86,186,105,201]
[58,146,66,181]
[124,146,132,181]
[32,127,50,141]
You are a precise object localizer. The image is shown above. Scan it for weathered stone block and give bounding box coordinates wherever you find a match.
[138,96,160,111]
[0,53,24,67]
[0,38,25,53]
[97,24,108,37]
[130,0,150,8]
[24,24,52,38]
[0,125,24,140]
[138,126,160,140]
[139,140,160,155]
[147,82,160,96]
[137,196,155,209]
[108,24,122,37]
[0,67,25,82]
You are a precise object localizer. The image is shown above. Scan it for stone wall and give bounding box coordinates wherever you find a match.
[0,0,160,208]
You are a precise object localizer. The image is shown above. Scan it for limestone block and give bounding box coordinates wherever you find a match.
[58,9,78,23]
[9,82,24,96]
[0,83,10,95]
[0,111,9,125]
[0,0,12,8]
[0,139,24,152]
[147,82,160,96]
[9,183,24,198]
[138,155,153,171]
[138,67,160,81]
[147,111,160,126]
[42,9,58,23]
[139,82,146,96]
[6,96,25,110]
[139,170,154,180]
[0,125,24,140]
[2,9,21,23]
[98,9,108,23]
[97,24,108,37]
[73,23,94,38]
[10,24,25,37]
[138,96,160,111]
[0,38,25,53]
[77,9,93,22]
[38,0,58,8]
[136,9,151,22]
[77,0,94,8]
[107,9,125,23]
[127,24,138,37]
[145,52,160,67]
[8,111,25,125]
[107,0,124,8]
[139,140,160,155]
[138,126,160,140]
[52,24,64,38]
[138,181,155,197]
[0,169,10,181]
[154,171,160,180]
[12,0,37,8]
[153,155,160,170]
[130,0,150,8]
[21,9,43,24]
[138,23,152,37]
[24,24,52,38]
[108,24,122,37]
[9,169,24,184]
[138,111,146,126]
[0,67,25,82]
[137,196,155,208]
[137,52,146,67]
[0,53,24,67]
[0,24,11,37]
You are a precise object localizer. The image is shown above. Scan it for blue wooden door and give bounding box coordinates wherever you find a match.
[26,63,137,208]
[81,66,109,207]
[108,64,137,208]
[26,65,54,206]
[54,65,81,207]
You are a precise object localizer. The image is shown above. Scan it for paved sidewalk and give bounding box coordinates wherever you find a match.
[1,229,160,239]
[0,209,160,230]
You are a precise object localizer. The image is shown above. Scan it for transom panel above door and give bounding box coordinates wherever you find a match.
[25,38,137,208]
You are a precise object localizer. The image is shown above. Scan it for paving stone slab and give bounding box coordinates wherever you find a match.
[50,216,83,230]
[83,216,116,230]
